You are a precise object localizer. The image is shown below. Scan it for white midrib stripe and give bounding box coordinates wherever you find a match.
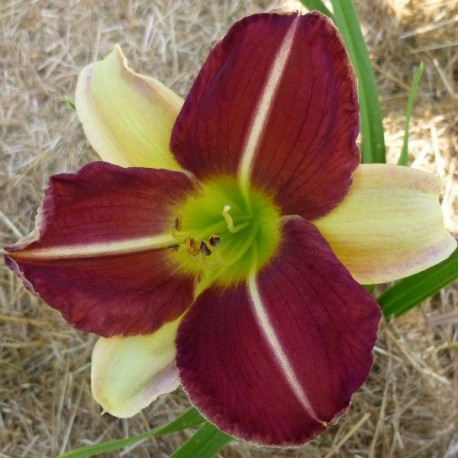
[248,274,326,425]
[11,233,175,260]
[238,16,300,189]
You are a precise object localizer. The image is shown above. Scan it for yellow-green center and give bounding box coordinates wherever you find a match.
[169,178,281,289]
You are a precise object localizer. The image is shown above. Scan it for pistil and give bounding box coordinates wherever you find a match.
[223,205,249,233]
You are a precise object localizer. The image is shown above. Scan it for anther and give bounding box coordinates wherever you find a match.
[167,243,180,252]
[174,213,183,232]
[208,235,220,247]
[200,241,211,256]
[184,237,201,256]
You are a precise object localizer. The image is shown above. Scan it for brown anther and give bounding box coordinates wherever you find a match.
[174,213,183,232]
[184,237,200,256]
[200,241,212,256]
[167,243,180,252]
[208,235,220,247]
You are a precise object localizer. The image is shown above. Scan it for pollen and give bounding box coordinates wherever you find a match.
[184,237,201,256]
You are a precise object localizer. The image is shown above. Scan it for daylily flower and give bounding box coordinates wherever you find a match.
[4,12,455,446]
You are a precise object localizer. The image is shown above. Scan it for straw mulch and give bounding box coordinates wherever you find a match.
[1,0,457,457]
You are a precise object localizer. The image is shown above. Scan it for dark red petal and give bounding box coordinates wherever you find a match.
[171,12,359,220]
[4,162,196,337]
[176,217,380,446]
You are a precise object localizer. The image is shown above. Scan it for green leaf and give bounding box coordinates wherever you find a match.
[363,284,374,293]
[379,248,458,318]
[65,96,76,110]
[330,0,386,164]
[397,63,425,166]
[170,422,232,458]
[301,0,334,19]
[59,407,205,458]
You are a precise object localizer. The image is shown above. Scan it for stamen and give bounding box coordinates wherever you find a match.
[200,241,212,257]
[209,235,220,247]
[184,237,201,256]
[212,245,228,266]
[171,213,183,240]
[225,221,260,266]
[200,253,218,271]
[167,243,180,252]
[174,213,183,232]
[223,205,246,233]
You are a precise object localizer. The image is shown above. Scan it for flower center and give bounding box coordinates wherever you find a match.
[168,178,281,288]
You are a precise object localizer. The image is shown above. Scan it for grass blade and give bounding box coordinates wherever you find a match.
[65,96,76,110]
[170,422,232,458]
[301,0,334,19]
[59,407,205,458]
[330,0,386,164]
[379,248,458,318]
[397,63,425,166]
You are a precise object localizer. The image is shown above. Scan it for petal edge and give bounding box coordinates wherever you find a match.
[76,45,183,169]
[314,164,457,284]
[4,163,196,336]
[171,12,359,220]
[91,318,181,418]
[177,218,380,446]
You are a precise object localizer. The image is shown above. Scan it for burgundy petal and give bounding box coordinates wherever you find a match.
[5,162,196,337]
[171,12,359,220]
[176,217,380,446]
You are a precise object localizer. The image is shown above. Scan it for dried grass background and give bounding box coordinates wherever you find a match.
[1,0,457,457]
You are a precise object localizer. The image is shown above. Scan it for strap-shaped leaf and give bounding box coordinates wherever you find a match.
[330,0,386,164]
[59,407,205,458]
[379,248,458,318]
[170,422,232,458]
[301,0,334,19]
[397,63,425,166]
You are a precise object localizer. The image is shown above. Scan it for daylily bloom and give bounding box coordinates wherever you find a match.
[4,12,455,446]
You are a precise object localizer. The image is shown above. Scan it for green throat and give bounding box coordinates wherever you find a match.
[168,178,282,290]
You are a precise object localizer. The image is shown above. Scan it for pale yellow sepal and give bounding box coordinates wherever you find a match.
[314,164,456,284]
[76,45,183,170]
[91,318,181,418]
